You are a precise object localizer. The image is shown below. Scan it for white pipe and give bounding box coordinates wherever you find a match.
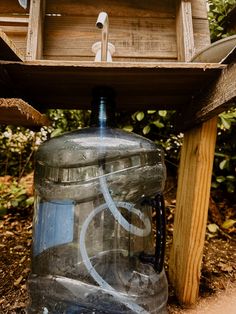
[96,12,109,61]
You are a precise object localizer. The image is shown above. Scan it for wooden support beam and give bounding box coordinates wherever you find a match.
[0,30,24,61]
[169,117,218,304]
[0,16,29,25]
[176,0,195,61]
[179,63,236,130]
[26,0,45,60]
[170,1,218,306]
[0,98,50,128]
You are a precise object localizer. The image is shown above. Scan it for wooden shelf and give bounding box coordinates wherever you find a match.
[0,60,224,111]
[0,30,24,61]
[0,98,50,128]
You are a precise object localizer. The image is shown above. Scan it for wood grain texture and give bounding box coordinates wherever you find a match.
[0,0,29,14]
[170,0,219,305]
[191,0,208,19]
[26,0,45,60]
[0,60,223,112]
[46,0,175,17]
[176,0,195,61]
[0,98,50,127]
[0,15,28,57]
[0,16,29,25]
[44,15,177,61]
[169,117,218,304]
[179,63,236,129]
[0,30,24,61]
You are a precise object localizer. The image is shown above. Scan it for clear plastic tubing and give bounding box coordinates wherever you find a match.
[79,171,150,313]
[79,103,151,313]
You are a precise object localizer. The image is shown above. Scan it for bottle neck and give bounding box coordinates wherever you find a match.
[90,87,116,128]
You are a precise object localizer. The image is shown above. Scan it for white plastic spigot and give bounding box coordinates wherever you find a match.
[92,42,115,62]
[93,12,115,62]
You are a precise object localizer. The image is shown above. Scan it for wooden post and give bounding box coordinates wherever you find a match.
[169,118,217,304]
[26,0,45,60]
[176,0,195,61]
[169,0,218,305]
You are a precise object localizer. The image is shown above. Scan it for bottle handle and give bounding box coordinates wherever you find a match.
[153,193,166,273]
[139,193,166,273]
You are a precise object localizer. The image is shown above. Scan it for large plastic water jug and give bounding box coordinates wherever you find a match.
[28,87,168,313]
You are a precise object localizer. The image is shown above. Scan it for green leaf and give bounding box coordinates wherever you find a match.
[158,110,167,117]
[131,113,137,121]
[147,110,156,114]
[123,125,133,132]
[11,200,18,207]
[226,175,235,181]
[221,116,231,129]
[216,176,225,183]
[51,128,63,138]
[143,125,150,135]
[136,112,145,121]
[227,183,235,193]
[153,120,164,128]
[221,219,236,229]
[207,223,219,233]
[211,181,219,188]
[26,197,34,206]
[219,159,228,170]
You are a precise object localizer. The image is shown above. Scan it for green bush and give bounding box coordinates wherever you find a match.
[0,178,34,216]
[212,109,236,198]
[208,0,236,42]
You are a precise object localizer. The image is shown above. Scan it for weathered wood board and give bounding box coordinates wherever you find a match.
[0,30,24,61]
[0,60,224,112]
[0,98,50,127]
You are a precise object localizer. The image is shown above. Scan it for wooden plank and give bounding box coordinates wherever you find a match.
[176,0,195,61]
[0,98,50,127]
[0,0,29,14]
[0,60,224,111]
[179,63,236,130]
[191,0,211,54]
[0,30,24,61]
[0,16,29,25]
[192,18,211,54]
[191,0,208,19]
[44,15,177,61]
[169,117,218,304]
[0,25,28,34]
[26,0,45,60]
[46,0,175,18]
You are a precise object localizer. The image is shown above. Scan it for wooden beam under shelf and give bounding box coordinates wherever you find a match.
[0,98,50,128]
[178,62,236,130]
[0,30,24,61]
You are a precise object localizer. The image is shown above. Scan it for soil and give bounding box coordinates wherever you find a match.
[0,177,235,313]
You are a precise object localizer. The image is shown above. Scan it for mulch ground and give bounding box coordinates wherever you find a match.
[0,177,235,313]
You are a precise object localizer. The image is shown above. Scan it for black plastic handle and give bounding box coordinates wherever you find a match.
[139,193,166,273]
[153,193,166,273]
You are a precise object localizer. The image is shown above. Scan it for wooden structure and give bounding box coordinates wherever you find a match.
[0,0,235,306]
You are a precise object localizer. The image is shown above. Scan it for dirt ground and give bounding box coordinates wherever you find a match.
[0,177,235,313]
